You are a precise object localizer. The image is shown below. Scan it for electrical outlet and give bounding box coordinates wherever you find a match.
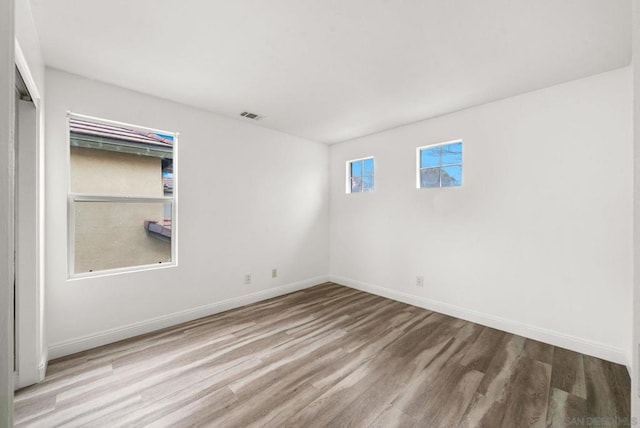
[272,268,277,278]
[244,273,252,285]
[416,276,424,287]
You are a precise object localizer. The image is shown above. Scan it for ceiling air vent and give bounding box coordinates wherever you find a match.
[240,111,263,121]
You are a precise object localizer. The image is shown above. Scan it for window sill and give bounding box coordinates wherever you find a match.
[67,261,177,281]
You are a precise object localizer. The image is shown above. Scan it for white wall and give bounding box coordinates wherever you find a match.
[0,0,15,422]
[330,67,633,364]
[15,0,44,90]
[45,69,329,358]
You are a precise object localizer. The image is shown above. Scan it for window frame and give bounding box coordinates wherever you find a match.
[66,112,179,279]
[416,139,463,189]
[345,156,375,194]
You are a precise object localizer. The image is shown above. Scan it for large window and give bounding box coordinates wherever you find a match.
[347,157,374,193]
[68,113,177,277]
[417,140,462,188]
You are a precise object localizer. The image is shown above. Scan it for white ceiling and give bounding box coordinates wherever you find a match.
[30,0,631,144]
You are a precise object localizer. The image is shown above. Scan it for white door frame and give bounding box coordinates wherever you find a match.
[14,40,46,389]
[0,0,16,422]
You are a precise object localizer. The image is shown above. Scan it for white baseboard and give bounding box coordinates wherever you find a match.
[331,275,628,366]
[48,275,329,360]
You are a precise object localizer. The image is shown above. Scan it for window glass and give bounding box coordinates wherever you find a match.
[441,142,462,165]
[418,141,462,188]
[363,158,374,176]
[69,115,176,276]
[420,168,440,188]
[420,146,441,168]
[347,157,374,193]
[351,160,362,177]
[362,176,374,192]
[73,201,172,273]
[351,177,363,193]
[441,165,462,187]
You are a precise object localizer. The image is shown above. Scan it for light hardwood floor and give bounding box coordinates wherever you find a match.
[15,283,630,427]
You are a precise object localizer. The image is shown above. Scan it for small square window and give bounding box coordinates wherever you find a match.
[417,141,462,188]
[347,157,374,193]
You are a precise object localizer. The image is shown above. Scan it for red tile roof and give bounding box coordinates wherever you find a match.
[70,118,173,148]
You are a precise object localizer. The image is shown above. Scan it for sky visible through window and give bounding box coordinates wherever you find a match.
[350,158,374,193]
[156,133,174,142]
[419,142,462,188]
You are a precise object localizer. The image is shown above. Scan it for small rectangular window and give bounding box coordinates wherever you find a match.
[347,157,374,193]
[68,113,177,277]
[417,141,462,188]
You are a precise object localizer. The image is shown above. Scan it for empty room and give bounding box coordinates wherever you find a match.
[2,0,640,426]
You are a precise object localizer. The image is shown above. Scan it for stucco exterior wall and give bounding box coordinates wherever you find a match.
[70,147,163,197]
[70,147,170,273]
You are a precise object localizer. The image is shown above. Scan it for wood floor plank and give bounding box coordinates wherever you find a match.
[323,326,465,427]
[584,355,631,426]
[368,405,418,428]
[546,387,587,428]
[306,327,405,392]
[458,334,526,428]
[407,362,474,423]
[391,338,471,418]
[426,369,484,427]
[523,338,554,365]
[550,347,587,399]
[283,353,395,427]
[454,321,484,344]
[602,358,632,420]
[500,358,551,428]
[94,360,257,427]
[228,330,347,396]
[13,283,630,427]
[12,395,56,426]
[244,385,324,428]
[460,327,506,372]
[145,386,237,428]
